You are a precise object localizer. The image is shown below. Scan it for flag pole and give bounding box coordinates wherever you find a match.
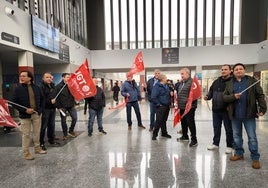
[239,79,261,94]
[54,83,67,100]
[6,100,38,113]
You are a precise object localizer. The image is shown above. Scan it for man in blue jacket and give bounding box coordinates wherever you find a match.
[151,74,172,140]
[11,70,46,160]
[121,73,145,130]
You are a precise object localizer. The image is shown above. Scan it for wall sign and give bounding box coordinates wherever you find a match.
[1,32,20,44]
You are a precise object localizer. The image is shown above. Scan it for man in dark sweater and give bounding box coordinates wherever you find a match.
[204,65,233,154]
[53,73,78,140]
[39,72,60,151]
[86,78,107,136]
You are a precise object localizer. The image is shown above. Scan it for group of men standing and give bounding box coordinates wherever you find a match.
[146,64,266,169]
[11,71,108,160]
[10,63,267,169]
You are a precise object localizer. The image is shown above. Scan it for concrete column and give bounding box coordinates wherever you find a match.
[139,71,146,99]
[0,58,2,98]
[18,51,34,74]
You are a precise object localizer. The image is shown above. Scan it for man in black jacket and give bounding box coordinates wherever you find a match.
[53,73,78,140]
[86,78,107,137]
[39,72,59,151]
[204,64,234,154]
[11,70,46,160]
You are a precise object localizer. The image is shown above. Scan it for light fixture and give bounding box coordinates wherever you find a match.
[76,45,80,49]
[5,7,14,16]
[261,45,266,49]
[60,37,67,42]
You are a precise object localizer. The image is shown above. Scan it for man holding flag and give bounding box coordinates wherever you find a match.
[177,68,201,147]
[53,73,78,140]
[223,63,267,169]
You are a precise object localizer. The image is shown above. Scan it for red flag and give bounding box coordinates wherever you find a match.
[127,51,145,76]
[68,59,97,101]
[173,94,181,127]
[181,75,201,119]
[0,99,18,128]
[108,97,129,110]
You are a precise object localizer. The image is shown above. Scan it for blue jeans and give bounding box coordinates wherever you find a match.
[149,102,156,129]
[40,108,56,144]
[88,107,104,134]
[126,101,142,126]
[212,111,233,147]
[232,118,260,160]
[60,107,77,136]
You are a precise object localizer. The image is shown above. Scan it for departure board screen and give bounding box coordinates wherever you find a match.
[31,15,59,53]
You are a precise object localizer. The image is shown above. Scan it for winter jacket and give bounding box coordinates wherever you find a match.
[11,83,44,118]
[177,77,197,110]
[223,75,267,119]
[206,76,231,112]
[151,82,171,107]
[86,86,105,110]
[39,81,55,109]
[53,81,76,109]
[146,77,157,102]
[121,80,141,102]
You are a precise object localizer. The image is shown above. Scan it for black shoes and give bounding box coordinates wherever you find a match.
[40,145,47,151]
[138,125,146,129]
[177,136,190,142]
[189,140,198,147]
[99,130,107,135]
[152,136,157,140]
[49,142,60,147]
[162,134,172,138]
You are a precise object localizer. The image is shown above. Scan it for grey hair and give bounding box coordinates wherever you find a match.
[158,74,166,81]
[180,67,190,75]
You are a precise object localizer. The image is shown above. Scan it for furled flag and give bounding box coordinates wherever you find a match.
[0,99,18,128]
[173,93,181,127]
[180,75,201,119]
[127,51,145,76]
[68,59,97,101]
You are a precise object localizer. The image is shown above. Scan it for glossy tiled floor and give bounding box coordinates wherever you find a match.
[1,98,268,188]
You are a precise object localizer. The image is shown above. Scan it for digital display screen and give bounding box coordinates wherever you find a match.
[31,15,59,53]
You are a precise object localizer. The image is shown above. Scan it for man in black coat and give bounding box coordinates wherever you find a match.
[53,73,78,140]
[86,78,107,137]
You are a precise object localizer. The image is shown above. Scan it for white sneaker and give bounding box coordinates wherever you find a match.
[207,144,219,150]
[225,147,233,154]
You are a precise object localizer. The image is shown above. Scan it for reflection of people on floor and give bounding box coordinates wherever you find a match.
[110,132,143,187]
[174,149,198,187]
[147,147,175,187]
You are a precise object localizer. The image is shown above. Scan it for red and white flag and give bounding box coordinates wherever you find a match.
[68,59,97,101]
[127,51,145,76]
[181,75,201,119]
[173,94,181,127]
[0,99,18,128]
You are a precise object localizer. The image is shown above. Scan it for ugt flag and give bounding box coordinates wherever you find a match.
[181,75,201,119]
[0,99,18,128]
[173,94,181,127]
[68,59,97,101]
[127,51,145,76]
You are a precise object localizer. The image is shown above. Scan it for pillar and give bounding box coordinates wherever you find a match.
[18,51,34,74]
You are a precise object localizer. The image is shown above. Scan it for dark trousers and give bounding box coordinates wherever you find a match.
[60,107,77,136]
[180,108,197,142]
[153,105,170,137]
[212,111,233,147]
[126,101,142,126]
[40,108,56,145]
